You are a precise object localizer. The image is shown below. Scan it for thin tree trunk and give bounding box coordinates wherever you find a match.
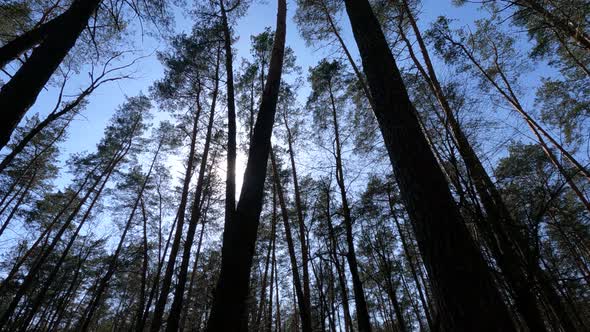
[135,197,150,330]
[167,59,220,330]
[327,80,372,332]
[324,187,353,332]
[388,198,433,330]
[78,136,163,331]
[268,204,277,332]
[281,112,312,321]
[206,0,286,328]
[254,187,277,331]
[150,89,204,331]
[270,148,312,332]
[181,154,217,329]
[220,0,237,241]
[139,212,179,331]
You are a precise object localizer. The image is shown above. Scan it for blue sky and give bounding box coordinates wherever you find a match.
[3,0,553,182]
[22,0,480,154]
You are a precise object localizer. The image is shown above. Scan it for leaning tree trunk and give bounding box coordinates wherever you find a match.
[270,148,312,332]
[219,0,237,240]
[205,0,286,328]
[77,136,163,332]
[0,2,75,68]
[149,88,204,332]
[341,0,515,330]
[282,112,312,321]
[327,80,372,332]
[397,1,548,329]
[0,0,102,150]
[166,61,219,331]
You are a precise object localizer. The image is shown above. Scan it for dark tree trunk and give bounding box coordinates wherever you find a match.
[78,136,163,332]
[267,210,277,332]
[327,81,372,332]
[0,0,102,150]
[270,148,312,332]
[166,60,219,331]
[0,3,68,68]
[387,196,433,330]
[136,197,150,330]
[282,112,312,321]
[205,0,286,328]
[341,0,515,330]
[150,89,204,331]
[324,187,353,332]
[219,0,237,241]
[254,187,277,331]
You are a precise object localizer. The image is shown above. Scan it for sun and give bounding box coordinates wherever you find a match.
[234,152,248,200]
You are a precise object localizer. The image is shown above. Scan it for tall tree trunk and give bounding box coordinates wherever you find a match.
[274,256,282,332]
[78,136,163,331]
[0,0,102,149]
[387,195,433,330]
[327,80,372,332]
[324,186,353,332]
[138,211,179,331]
[397,2,548,329]
[167,60,220,331]
[270,148,312,332]
[219,0,237,240]
[267,206,277,332]
[136,197,150,330]
[282,112,312,321]
[150,89,204,331]
[254,186,277,331]
[341,0,515,329]
[205,0,286,328]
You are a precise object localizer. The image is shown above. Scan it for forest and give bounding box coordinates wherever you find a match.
[0,0,589,331]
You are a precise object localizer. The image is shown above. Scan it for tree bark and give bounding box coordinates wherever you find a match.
[219,0,237,241]
[150,89,204,331]
[166,59,219,331]
[341,0,515,329]
[397,2,548,329]
[281,112,312,322]
[270,148,312,332]
[205,0,286,328]
[327,79,372,332]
